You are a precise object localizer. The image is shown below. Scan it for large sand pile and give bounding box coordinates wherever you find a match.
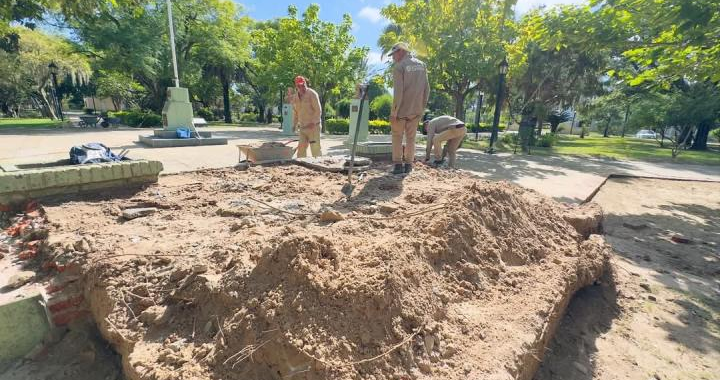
[40,165,610,380]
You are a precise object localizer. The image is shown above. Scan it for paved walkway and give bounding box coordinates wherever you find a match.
[1,126,718,203]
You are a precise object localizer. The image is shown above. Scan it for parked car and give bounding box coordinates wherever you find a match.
[635,129,657,139]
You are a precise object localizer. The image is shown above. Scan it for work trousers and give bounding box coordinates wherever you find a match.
[297,124,321,158]
[434,126,466,168]
[391,116,421,164]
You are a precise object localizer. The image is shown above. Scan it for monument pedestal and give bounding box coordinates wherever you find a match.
[139,87,227,148]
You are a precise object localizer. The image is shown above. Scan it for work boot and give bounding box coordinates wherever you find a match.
[392,164,404,175]
[433,159,445,167]
[404,163,413,173]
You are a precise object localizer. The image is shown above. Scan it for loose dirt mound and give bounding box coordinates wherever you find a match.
[41,165,610,380]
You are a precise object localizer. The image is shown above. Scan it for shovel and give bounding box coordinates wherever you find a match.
[341,84,369,198]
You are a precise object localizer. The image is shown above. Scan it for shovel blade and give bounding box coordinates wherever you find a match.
[340,182,355,197]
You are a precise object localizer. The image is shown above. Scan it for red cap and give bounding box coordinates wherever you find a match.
[294,76,307,86]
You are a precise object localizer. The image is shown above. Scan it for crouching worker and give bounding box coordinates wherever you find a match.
[424,115,467,168]
[292,76,322,158]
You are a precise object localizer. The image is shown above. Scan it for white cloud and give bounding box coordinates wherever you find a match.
[367,51,385,65]
[358,6,386,24]
[515,0,585,15]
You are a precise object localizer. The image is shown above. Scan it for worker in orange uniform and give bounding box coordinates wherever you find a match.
[388,42,430,174]
[292,76,322,158]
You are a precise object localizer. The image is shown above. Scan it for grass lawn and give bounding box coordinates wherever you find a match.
[0,118,63,129]
[456,133,720,166]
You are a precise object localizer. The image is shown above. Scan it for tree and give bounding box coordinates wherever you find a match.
[381,0,512,120]
[547,110,572,133]
[507,6,608,139]
[590,0,720,149]
[1,27,91,119]
[194,0,251,123]
[370,94,393,121]
[249,5,367,127]
[95,70,144,110]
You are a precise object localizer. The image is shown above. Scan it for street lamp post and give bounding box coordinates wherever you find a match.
[474,91,484,141]
[487,58,508,154]
[48,62,64,121]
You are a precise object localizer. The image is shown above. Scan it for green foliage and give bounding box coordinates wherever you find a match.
[239,113,258,122]
[249,4,367,121]
[109,109,161,128]
[95,70,144,110]
[536,133,558,148]
[369,120,391,135]
[0,27,90,119]
[195,108,215,122]
[367,75,387,102]
[711,128,720,142]
[370,94,393,121]
[381,0,511,119]
[335,99,351,119]
[325,118,349,135]
[466,123,504,133]
[501,133,518,146]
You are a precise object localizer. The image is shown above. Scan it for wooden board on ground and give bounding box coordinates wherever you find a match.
[293,156,371,173]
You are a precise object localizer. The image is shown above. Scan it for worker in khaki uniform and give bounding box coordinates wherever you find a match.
[292,76,322,158]
[424,115,467,169]
[389,42,430,174]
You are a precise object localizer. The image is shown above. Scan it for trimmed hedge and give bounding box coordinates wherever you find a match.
[325,118,349,134]
[369,120,391,134]
[109,110,162,128]
[466,123,506,133]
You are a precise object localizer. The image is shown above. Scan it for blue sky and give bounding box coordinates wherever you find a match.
[235,0,586,67]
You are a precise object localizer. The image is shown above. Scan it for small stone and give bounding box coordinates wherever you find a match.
[139,305,167,325]
[378,204,399,214]
[642,254,652,262]
[573,361,588,374]
[6,271,35,288]
[623,222,648,230]
[417,360,432,374]
[74,238,92,253]
[319,210,345,222]
[640,283,651,292]
[670,235,691,244]
[192,264,208,274]
[424,334,435,354]
[648,295,657,302]
[122,207,157,220]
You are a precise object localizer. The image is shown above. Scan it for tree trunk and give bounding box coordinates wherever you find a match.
[603,117,612,137]
[453,92,466,120]
[690,120,711,150]
[256,103,266,123]
[678,125,693,147]
[535,115,544,138]
[265,107,274,124]
[550,121,560,133]
[37,89,57,120]
[221,77,232,124]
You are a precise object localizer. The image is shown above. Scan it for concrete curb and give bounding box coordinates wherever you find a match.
[583,174,720,204]
[0,160,163,205]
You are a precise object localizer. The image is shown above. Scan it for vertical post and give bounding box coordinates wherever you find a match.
[474,91,484,141]
[488,59,508,154]
[50,72,64,121]
[569,109,577,135]
[166,0,180,88]
[621,102,630,138]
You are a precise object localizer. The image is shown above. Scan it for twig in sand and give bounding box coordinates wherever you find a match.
[91,253,197,263]
[223,339,272,368]
[215,315,225,346]
[106,318,127,341]
[246,197,449,221]
[296,327,422,368]
[118,290,137,321]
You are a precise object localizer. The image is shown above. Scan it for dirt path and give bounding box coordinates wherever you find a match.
[535,178,720,380]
